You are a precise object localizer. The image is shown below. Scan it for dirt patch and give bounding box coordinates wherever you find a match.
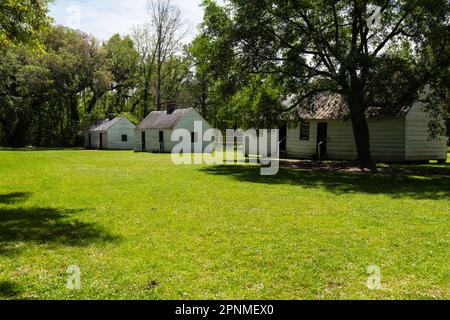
[280,159,450,177]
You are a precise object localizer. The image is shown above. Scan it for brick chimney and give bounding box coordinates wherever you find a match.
[166,101,177,115]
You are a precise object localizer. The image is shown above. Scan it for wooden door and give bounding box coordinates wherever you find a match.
[99,133,103,149]
[316,123,328,158]
[141,132,146,151]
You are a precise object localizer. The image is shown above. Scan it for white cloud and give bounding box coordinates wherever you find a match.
[49,0,204,42]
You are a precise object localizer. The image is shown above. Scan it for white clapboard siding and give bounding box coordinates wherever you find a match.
[135,109,212,153]
[405,103,448,161]
[133,130,144,152]
[86,118,135,150]
[174,109,212,152]
[138,129,174,153]
[241,130,278,156]
[148,129,161,152]
[287,118,406,161]
[368,118,405,161]
[133,129,162,152]
[326,120,357,160]
[286,121,318,159]
[85,131,107,149]
[106,118,136,150]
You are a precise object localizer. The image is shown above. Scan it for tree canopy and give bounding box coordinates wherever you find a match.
[0,0,448,158]
[0,0,53,49]
[193,0,449,162]
[0,0,198,147]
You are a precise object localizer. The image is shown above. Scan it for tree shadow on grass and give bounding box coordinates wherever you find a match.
[0,147,84,152]
[0,206,119,256]
[388,163,450,176]
[0,192,31,205]
[0,281,23,299]
[199,165,450,200]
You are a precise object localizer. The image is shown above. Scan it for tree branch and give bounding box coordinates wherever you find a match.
[371,11,410,57]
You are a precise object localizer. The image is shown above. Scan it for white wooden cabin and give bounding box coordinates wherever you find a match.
[134,107,211,153]
[284,93,448,163]
[85,117,136,150]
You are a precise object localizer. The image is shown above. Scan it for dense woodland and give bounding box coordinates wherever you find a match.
[0,0,449,162]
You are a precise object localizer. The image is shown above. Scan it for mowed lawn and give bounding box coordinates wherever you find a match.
[0,150,449,300]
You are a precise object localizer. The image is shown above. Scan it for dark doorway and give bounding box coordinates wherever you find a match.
[141,132,146,151]
[159,131,164,153]
[99,133,103,149]
[88,133,91,149]
[279,125,287,156]
[316,123,328,159]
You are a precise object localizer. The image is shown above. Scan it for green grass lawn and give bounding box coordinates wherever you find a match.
[0,150,449,300]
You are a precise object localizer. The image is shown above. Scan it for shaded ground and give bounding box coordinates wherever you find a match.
[201,164,450,200]
[280,159,450,177]
[0,192,119,257]
[0,192,31,205]
[0,147,84,152]
[0,281,23,299]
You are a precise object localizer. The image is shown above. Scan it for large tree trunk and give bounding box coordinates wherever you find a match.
[201,79,207,117]
[347,92,373,164]
[2,110,30,148]
[143,78,149,117]
[70,98,79,122]
[156,61,162,111]
[35,99,42,147]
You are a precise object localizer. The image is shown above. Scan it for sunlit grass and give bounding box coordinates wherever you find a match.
[0,150,448,300]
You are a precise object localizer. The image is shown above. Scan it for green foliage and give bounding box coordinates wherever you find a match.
[0,47,30,147]
[103,34,140,114]
[39,27,112,146]
[0,0,53,146]
[0,21,200,147]
[231,75,284,129]
[0,0,201,148]
[1,0,448,150]
[116,112,140,125]
[0,26,112,146]
[191,0,287,130]
[160,54,194,105]
[0,0,53,50]
[198,0,450,161]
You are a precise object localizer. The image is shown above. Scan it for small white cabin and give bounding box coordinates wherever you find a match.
[85,117,136,150]
[134,107,211,153]
[284,93,448,163]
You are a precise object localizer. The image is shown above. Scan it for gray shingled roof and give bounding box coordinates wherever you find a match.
[285,92,412,120]
[136,108,193,130]
[88,117,123,132]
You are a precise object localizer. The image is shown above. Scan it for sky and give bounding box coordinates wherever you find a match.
[49,0,205,43]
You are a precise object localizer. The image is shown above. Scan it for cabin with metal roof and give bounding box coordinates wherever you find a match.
[283,92,448,162]
[134,104,211,153]
[85,116,136,150]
